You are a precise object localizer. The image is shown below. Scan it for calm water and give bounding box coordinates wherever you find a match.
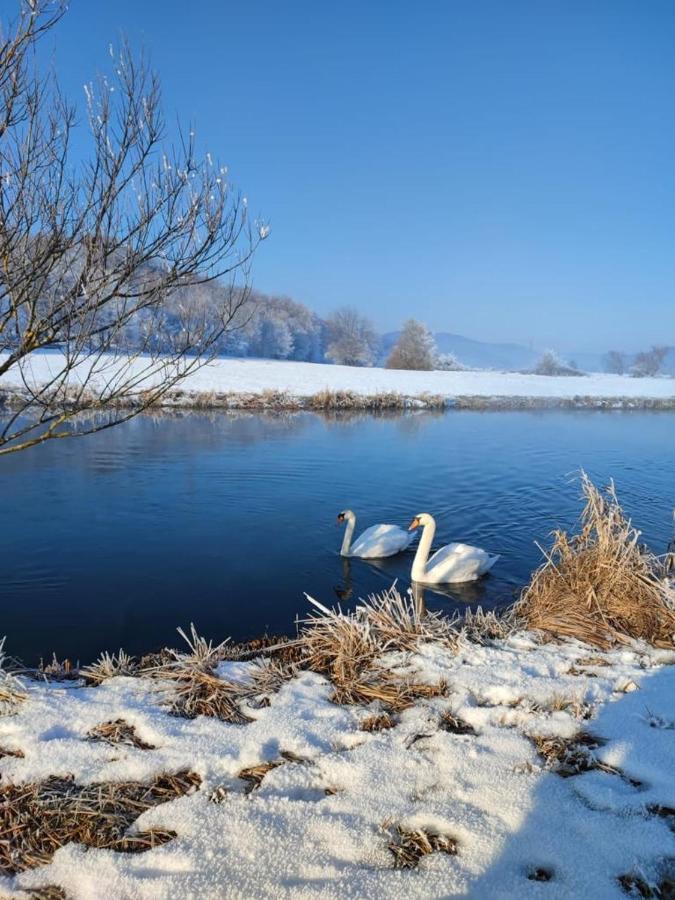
[1,410,673,664]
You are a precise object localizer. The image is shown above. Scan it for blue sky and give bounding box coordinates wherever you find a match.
[33,0,675,351]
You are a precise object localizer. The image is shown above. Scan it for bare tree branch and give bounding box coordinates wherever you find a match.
[0,1,267,455]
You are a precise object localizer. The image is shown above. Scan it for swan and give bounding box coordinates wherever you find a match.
[408,513,500,584]
[337,509,414,559]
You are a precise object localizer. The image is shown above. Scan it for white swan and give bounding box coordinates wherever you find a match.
[408,513,499,584]
[337,509,414,559]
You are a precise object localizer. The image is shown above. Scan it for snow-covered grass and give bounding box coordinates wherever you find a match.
[1,602,674,899]
[1,352,674,410]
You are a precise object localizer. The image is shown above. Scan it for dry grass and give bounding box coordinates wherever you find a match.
[87,719,156,750]
[361,713,395,732]
[0,639,26,715]
[515,473,675,649]
[530,732,624,778]
[385,824,458,869]
[299,590,453,710]
[34,654,80,682]
[143,625,252,723]
[459,607,516,644]
[0,770,200,874]
[237,760,284,793]
[81,650,138,685]
[439,711,477,735]
[0,744,24,760]
[25,887,68,900]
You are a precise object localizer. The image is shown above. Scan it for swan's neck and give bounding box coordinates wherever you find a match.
[411,519,435,581]
[341,514,356,556]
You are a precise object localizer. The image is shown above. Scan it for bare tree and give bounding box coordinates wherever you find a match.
[631,345,668,378]
[385,319,437,370]
[603,350,626,375]
[0,2,267,455]
[324,307,378,367]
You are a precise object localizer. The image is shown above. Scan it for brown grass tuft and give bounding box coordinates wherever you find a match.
[386,824,458,869]
[87,719,156,750]
[439,711,477,735]
[144,625,252,723]
[300,589,454,710]
[530,732,621,778]
[237,761,284,793]
[81,649,138,685]
[361,713,395,732]
[25,887,68,900]
[515,473,675,649]
[0,770,200,874]
[0,638,26,715]
[0,744,24,759]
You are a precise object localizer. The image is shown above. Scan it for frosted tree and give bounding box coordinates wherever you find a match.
[385,319,437,370]
[243,294,320,361]
[632,345,668,377]
[0,2,267,455]
[534,351,582,376]
[603,350,626,375]
[324,308,378,367]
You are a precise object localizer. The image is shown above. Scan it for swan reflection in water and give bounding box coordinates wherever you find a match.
[333,555,491,613]
[333,557,354,602]
[410,578,489,616]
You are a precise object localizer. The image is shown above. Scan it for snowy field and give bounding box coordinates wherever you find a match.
[1,629,674,899]
[1,352,674,405]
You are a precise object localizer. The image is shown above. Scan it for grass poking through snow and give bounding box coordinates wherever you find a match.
[0,770,201,874]
[385,824,458,869]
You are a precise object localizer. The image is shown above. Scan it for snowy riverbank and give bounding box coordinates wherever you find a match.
[1,353,674,410]
[1,616,674,899]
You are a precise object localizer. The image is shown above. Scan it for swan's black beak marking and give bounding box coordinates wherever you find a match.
[408,517,420,531]
[337,513,345,524]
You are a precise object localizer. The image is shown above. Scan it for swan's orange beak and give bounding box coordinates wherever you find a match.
[408,516,421,531]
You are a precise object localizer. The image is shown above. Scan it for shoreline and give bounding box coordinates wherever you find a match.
[3,386,675,412]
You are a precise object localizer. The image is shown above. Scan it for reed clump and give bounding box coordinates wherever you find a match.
[0,770,201,874]
[515,473,675,649]
[144,625,299,721]
[299,589,452,710]
[144,625,252,723]
[81,650,138,685]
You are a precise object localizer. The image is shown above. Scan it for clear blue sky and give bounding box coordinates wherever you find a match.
[32,0,675,352]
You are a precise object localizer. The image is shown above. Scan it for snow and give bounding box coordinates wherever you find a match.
[1,352,674,403]
[1,632,674,898]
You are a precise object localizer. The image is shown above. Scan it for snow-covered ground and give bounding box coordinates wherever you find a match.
[1,631,674,899]
[1,352,674,404]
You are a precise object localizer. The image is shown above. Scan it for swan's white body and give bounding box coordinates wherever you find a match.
[409,513,499,584]
[338,510,414,559]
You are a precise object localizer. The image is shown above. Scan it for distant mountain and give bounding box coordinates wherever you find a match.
[381,331,539,371]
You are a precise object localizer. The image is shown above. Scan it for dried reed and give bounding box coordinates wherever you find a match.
[515,473,675,649]
[0,770,200,874]
[299,591,452,710]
